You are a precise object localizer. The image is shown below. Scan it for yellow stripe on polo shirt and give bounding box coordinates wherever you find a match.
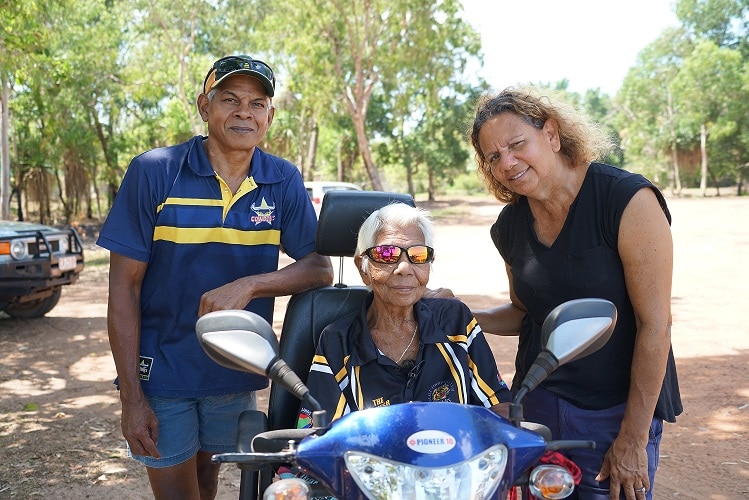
[447,333,468,344]
[468,356,501,406]
[436,343,465,404]
[334,393,348,420]
[333,364,348,384]
[153,225,281,245]
[353,364,364,410]
[466,317,479,337]
[158,173,257,221]
[156,197,224,214]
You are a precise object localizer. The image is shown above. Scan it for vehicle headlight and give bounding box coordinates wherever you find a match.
[58,237,69,253]
[345,444,507,499]
[10,239,27,260]
[528,464,575,499]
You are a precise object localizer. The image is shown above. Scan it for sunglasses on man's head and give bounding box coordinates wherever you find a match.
[212,55,275,82]
[363,245,435,265]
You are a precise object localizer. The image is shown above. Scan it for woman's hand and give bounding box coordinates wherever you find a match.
[596,435,649,499]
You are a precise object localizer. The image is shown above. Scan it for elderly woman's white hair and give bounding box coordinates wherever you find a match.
[356,202,434,274]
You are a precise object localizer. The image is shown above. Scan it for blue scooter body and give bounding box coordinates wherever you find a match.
[295,402,547,499]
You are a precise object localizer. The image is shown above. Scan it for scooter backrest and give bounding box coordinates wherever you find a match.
[268,189,415,432]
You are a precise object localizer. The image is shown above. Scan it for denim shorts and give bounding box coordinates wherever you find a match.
[129,392,257,468]
[522,387,662,500]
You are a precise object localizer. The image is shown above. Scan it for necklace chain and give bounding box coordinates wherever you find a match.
[396,324,419,363]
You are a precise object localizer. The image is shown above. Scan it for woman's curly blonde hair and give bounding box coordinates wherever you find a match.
[469,87,613,204]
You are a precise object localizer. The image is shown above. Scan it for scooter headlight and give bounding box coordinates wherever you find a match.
[344,444,507,499]
[528,464,575,499]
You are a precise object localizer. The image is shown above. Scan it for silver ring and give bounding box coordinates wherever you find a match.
[638,487,647,493]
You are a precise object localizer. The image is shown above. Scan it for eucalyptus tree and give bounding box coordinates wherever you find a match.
[674,0,749,194]
[126,0,220,139]
[615,27,694,193]
[0,0,60,219]
[676,0,749,55]
[265,0,481,191]
[374,1,482,198]
[3,0,120,222]
[671,39,745,195]
[51,0,131,220]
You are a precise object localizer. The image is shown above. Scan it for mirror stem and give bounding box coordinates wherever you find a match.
[511,350,560,420]
[509,401,524,427]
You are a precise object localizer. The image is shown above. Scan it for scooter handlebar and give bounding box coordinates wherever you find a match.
[211,450,296,465]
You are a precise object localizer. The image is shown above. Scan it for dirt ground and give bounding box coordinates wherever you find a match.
[0,193,747,499]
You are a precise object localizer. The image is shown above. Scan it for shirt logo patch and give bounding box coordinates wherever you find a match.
[139,356,154,381]
[297,408,313,429]
[250,197,276,225]
[429,381,452,402]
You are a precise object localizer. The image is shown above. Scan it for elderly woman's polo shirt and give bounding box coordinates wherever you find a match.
[297,295,511,426]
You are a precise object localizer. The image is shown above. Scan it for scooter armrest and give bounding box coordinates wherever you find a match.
[520,421,552,441]
[252,428,317,452]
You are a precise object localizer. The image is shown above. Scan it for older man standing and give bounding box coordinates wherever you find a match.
[97,55,333,499]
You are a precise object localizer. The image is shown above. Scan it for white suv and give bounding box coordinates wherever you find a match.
[304,181,362,216]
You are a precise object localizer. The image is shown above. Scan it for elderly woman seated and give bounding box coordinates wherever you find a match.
[297,202,511,427]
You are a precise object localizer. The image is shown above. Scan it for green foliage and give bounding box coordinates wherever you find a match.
[614,5,749,193]
[676,0,749,55]
[4,0,749,223]
[258,0,483,194]
[445,170,485,196]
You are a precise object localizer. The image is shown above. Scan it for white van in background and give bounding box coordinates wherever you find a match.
[304,181,362,216]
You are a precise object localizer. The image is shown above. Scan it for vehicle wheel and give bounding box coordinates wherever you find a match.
[4,287,63,318]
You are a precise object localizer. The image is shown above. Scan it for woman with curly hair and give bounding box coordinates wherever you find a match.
[469,87,682,500]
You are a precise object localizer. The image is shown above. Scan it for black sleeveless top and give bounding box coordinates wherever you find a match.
[491,163,682,422]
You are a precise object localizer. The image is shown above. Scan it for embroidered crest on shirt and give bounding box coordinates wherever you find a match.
[297,408,313,429]
[250,197,276,225]
[429,381,452,402]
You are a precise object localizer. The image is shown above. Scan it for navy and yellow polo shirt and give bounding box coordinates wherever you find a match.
[97,135,318,397]
[297,295,511,427]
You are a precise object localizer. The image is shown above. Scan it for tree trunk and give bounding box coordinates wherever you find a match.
[666,91,682,196]
[700,123,708,197]
[406,163,414,199]
[670,145,682,195]
[54,169,70,223]
[308,122,319,179]
[428,168,435,201]
[1,77,10,219]
[708,169,721,196]
[351,112,383,190]
[337,141,343,182]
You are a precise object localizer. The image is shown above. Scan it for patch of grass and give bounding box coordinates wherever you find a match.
[429,206,469,220]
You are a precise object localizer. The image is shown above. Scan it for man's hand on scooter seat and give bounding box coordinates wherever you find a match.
[424,287,456,299]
